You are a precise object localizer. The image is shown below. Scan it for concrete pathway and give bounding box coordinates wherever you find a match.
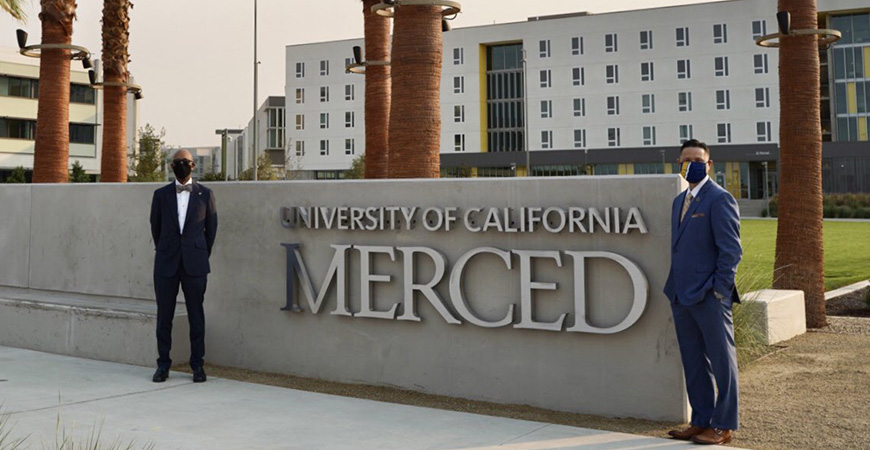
[0,347,742,450]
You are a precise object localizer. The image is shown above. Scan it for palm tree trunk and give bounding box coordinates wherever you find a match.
[387,5,442,178]
[362,0,390,179]
[773,0,826,328]
[32,0,76,183]
[100,0,131,182]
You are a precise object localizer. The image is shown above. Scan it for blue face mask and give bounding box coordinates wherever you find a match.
[680,161,708,183]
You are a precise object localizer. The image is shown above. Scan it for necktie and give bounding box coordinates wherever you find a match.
[176,184,192,193]
[680,192,693,223]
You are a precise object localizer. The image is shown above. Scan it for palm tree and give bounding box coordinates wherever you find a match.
[773,0,826,328]
[362,0,390,179]
[387,5,442,178]
[99,0,132,182]
[0,0,26,20]
[32,0,77,183]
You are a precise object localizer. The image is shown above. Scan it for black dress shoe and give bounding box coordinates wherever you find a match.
[192,367,207,383]
[152,368,169,383]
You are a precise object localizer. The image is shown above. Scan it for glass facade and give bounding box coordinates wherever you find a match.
[486,44,524,152]
[830,13,870,141]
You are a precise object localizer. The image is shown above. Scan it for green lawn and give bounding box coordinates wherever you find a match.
[740,219,870,292]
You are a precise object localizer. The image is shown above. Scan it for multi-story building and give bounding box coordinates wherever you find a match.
[282,0,869,196]
[0,46,139,181]
[231,96,289,178]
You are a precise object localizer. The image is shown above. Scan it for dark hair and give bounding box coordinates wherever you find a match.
[680,139,710,157]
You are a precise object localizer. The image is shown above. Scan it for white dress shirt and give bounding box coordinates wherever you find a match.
[176,179,192,233]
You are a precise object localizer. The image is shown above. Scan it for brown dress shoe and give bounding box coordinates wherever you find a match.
[667,426,707,440]
[691,428,733,445]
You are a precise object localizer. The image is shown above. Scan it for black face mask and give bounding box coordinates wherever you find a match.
[172,161,192,180]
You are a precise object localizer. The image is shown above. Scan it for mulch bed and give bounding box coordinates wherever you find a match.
[826,286,870,317]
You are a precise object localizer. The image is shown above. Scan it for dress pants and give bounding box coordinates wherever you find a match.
[155,258,207,370]
[671,293,739,430]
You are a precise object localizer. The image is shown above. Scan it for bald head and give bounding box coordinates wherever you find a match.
[171,149,195,183]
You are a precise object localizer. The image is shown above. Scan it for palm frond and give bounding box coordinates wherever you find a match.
[0,0,28,21]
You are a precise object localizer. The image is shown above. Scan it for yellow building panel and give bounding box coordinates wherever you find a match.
[0,138,34,155]
[859,117,869,141]
[865,47,870,78]
[618,164,634,175]
[479,44,488,153]
[847,82,857,114]
[517,166,528,177]
[70,143,97,158]
[663,163,673,174]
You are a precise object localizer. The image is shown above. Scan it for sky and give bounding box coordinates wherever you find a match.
[0,0,724,147]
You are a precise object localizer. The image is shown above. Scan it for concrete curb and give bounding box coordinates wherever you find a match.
[825,280,870,301]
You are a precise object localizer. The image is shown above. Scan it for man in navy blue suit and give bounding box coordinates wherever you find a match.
[150,149,218,383]
[664,140,741,445]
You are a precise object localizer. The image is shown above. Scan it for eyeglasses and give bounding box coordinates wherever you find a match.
[172,159,193,167]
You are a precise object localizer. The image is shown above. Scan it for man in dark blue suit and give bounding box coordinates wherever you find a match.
[664,140,741,445]
[150,149,218,383]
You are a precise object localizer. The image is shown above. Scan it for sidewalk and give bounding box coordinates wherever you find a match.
[0,346,741,450]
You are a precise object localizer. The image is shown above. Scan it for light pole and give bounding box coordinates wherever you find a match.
[253,0,259,181]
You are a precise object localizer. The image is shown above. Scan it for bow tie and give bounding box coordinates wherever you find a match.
[176,184,192,193]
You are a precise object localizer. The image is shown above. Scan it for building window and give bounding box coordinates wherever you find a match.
[320,60,329,76]
[605,64,619,84]
[752,20,767,39]
[540,69,552,88]
[640,30,653,50]
[714,56,730,77]
[345,84,355,101]
[571,36,584,55]
[295,62,305,78]
[541,130,553,149]
[320,86,329,102]
[713,24,728,44]
[320,139,329,156]
[755,87,771,108]
[607,96,620,115]
[0,76,39,99]
[454,76,465,94]
[573,129,586,148]
[454,105,465,123]
[539,39,551,58]
[345,138,355,155]
[642,126,657,146]
[717,123,732,143]
[757,121,772,142]
[295,114,305,130]
[716,89,731,110]
[345,57,354,68]
[607,128,621,147]
[486,43,524,153]
[676,27,690,47]
[677,59,691,79]
[754,54,769,74]
[295,88,304,104]
[678,92,693,112]
[69,123,96,144]
[320,113,329,129]
[679,124,694,143]
[541,100,553,118]
[454,47,464,65]
[295,140,305,157]
[573,98,585,117]
[69,84,95,104]
[267,108,285,149]
[605,33,618,52]
[641,62,654,81]
[454,134,466,151]
[642,94,655,113]
[345,111,355,128]
[572,67,584,86]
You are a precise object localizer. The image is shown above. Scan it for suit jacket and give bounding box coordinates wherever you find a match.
[663,180,742,306]
[150,181,218,278]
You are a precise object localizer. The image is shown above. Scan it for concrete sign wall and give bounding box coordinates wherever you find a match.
[0,176,688,421]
